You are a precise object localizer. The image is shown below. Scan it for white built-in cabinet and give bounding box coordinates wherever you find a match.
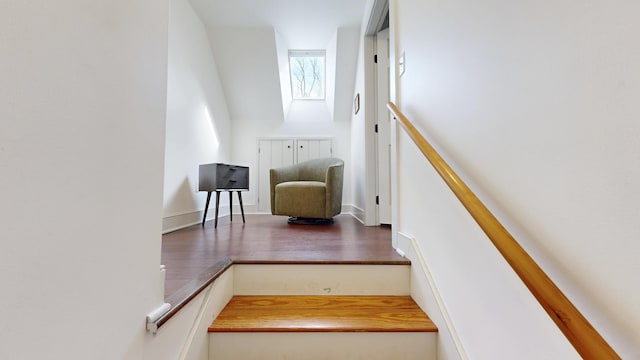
[257,138,333,212]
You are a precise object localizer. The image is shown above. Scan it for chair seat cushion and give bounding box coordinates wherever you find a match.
[274,181,326,218]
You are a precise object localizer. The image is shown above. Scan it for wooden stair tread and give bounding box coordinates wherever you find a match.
[209,296,438,333]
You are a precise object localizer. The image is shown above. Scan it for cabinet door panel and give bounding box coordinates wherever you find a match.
[296,139,332,163]
[258,140,294,212]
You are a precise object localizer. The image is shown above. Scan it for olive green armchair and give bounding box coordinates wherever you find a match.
[270,158,344,222]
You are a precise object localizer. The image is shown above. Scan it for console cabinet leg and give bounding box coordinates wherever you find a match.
[214,191,221,228]
[238,191,245,223]
[202,191,212,226]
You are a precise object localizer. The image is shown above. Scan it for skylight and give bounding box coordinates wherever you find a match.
[289,50,325,100]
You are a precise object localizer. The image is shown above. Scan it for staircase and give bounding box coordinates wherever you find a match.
[206,263,438,360]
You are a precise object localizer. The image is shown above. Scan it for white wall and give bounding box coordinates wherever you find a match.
[0,1,168,359]
[398,139,579,359]
[325,31,338,120]
[209,27,285,123]
[350,27,369,221]
[334,28,362,124]
[393,0,640,357]
[163,0,232,232]
[208,26,358,210]
[275,31,293,118]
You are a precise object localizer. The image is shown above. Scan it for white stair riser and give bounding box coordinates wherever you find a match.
[209,332,437,360]
[233,264,411,295]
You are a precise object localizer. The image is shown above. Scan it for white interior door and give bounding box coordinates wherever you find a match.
[257,139,294,212]
[376,28,391,224]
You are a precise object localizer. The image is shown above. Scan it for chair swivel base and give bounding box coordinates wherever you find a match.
[287,217,334,225]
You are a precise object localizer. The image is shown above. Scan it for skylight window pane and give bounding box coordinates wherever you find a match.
[289,50,325,100]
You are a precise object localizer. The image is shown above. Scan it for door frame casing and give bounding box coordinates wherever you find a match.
[375,28,391,225]
[362,0,398,243]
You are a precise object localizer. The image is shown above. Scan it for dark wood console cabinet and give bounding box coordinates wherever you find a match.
[199,163,249,227]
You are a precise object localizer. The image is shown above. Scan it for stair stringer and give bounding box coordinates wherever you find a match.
[397,232,467,360]
[178,268,234,360]
[145,266,234,360]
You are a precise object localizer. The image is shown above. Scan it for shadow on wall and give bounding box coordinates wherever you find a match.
[164,177,200,217]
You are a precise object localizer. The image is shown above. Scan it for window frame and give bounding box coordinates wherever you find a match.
[288,50,326,100]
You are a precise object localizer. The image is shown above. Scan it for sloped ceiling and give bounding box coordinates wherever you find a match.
[189,0,367,48]
[188,0,366,122]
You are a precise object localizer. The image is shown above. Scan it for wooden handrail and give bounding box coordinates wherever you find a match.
[387,102,620,359]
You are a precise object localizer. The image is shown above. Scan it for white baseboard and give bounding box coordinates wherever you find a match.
[162,207,230,234]
[351,205,365,224]
[245,204,354,215]
[341,204,354,214]
[164,204,358,232]
[240,204,259,213]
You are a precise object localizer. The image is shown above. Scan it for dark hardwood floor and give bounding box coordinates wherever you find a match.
[161,214,406,297]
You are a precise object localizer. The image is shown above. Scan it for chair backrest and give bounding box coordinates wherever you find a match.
[296,158,344,182]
